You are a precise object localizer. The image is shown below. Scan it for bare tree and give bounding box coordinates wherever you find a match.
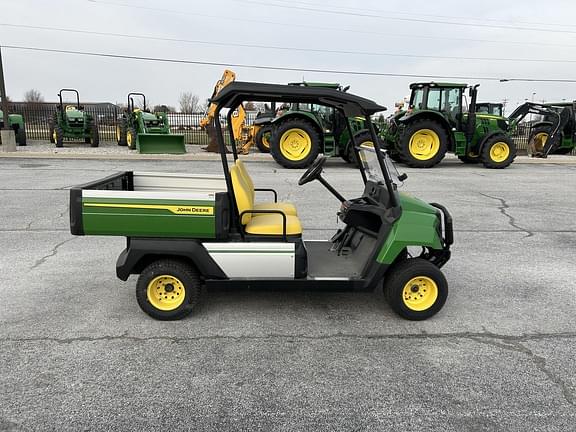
[153,104,175,113]
[179,92,200,113]
[24,89,44,103]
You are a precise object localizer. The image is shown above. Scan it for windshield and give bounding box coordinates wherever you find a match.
[357,144,404,187]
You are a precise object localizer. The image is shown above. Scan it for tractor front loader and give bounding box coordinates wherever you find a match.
[117,93,185,154]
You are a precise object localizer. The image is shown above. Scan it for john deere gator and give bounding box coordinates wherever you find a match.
[382,83,516,168]
[116,93,185,154]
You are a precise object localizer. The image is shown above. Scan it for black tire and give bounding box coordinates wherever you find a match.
[527,126,550,157]
[383,258,448,321]
[90,123,99,147]
[398,119,448,168]
[126,126,138,150]
[16,126,26,146]
[255,124,272,153]
[54,125,64,148]
[136,259,202,321]
[342,131,374,166]
[270,118,321,169]
[553,147,574,155]
[49,122,55,144]
[458,154,480,164]
[481,134,516,169]
[116,118,128,146]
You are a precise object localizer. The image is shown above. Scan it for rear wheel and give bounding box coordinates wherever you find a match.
[383,258,448,321]
[53,125,64,148]
[116,119,128,146]
[90,123,99,147]
[126,127,137,150]
[398,119,448,168]
[16,125,26,146]
[136,259,202,320]
[481,135,516,169]
[255,124,272,153]
[270,118,321,169]
[527,126,550,157]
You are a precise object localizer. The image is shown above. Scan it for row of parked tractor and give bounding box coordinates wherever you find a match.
[2,73,575,170]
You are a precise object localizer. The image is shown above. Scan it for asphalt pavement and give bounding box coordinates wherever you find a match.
[1,156,575,431]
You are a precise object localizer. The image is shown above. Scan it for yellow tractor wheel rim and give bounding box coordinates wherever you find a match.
[127,131,133,147]
[279,128,312,161]
[52,130,58,143]
[402,276,438,311]
[408,129,440,160]
[262,133,271,149]
[489,142,510,163]
[146,275,185,311]
[532,132,548,153]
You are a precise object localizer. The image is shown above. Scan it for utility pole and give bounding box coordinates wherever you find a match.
[0,45,16,151]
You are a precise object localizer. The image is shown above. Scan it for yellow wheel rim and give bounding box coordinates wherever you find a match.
[262,133,270,149]
[409,129,440,160]
[532,132,548,153]
[402,276,438,311]
[279,128,312,161]
[146,275,185,311]
[127,131,133,147]
[489,142,510,163]
[52,130,57,142]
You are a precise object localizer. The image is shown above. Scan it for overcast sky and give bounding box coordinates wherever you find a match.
[2,0,576,113]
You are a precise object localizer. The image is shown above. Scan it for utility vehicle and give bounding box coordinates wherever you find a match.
[116,93,185,154]
[49,89,99,148]
[382,82,517,168]
[0,110,26,146]
[70,82,453,321]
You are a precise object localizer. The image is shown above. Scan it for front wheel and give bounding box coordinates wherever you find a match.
[398,119,448,168]
[270,118,321,169]
[90,123,100,147]
[136,259,202,320]
[383,258,448,320]
[255,124,272,153]
[53,125,64,148]
[481,135,516,169]
[16,126,27,146]
[126,127,138,150]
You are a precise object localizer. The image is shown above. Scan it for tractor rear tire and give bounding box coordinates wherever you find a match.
[270,118,321,169]
[126,127,138,150]
[16,126,27,146]
[54,125,64,148]
[49,122,55,144]
[383,258,448,321]
[136,259,202,320]
[481,135,516,169]
[255,125,272,153]
[527,126,550,157]
[398,119,448,168]
[343,131,374,166]
[116,119,128,146]
[91,123,100,148]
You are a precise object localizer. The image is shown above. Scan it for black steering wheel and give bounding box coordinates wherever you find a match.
[298,156,327,186]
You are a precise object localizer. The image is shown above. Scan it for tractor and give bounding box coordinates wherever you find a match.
[49,89,99,148]
[382,82,516,168]
[526,101,576,157]
[0,110,26,146]
[116,93,185,154]
[268,81,375,169]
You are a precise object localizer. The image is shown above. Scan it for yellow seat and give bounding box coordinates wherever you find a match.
[236,159,298,216]
[230,165,302,236]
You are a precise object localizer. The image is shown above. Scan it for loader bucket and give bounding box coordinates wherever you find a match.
[136,133,186,154]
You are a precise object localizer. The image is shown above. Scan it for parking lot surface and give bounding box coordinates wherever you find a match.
[1,156,575,431]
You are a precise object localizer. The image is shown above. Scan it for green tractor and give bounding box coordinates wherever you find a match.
[382,83,517,168]
[526,101,576,157]
[49,89,99,148]
[0,110,26,146]
[267,82,376,168]
[116,93,185,154]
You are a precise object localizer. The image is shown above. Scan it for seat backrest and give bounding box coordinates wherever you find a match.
[230,165,253,225]
[235,159,255,198]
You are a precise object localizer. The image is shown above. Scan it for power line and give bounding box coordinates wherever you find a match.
[4,23,576,64]
[264,0,575,29]
[81,0,576,50]
[238,0,576,35]
[4,45,576,83]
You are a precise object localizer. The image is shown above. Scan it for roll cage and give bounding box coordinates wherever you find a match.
[58,89,81,111]
[208,81,393,229]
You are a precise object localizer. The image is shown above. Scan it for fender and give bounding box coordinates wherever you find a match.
[116,238,227,281]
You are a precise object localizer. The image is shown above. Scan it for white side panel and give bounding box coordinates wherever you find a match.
[83,189,216,201]
[133,172,227,193]
[204,243,295,278]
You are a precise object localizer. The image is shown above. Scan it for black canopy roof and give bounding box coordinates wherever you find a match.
[210,81,387,116]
